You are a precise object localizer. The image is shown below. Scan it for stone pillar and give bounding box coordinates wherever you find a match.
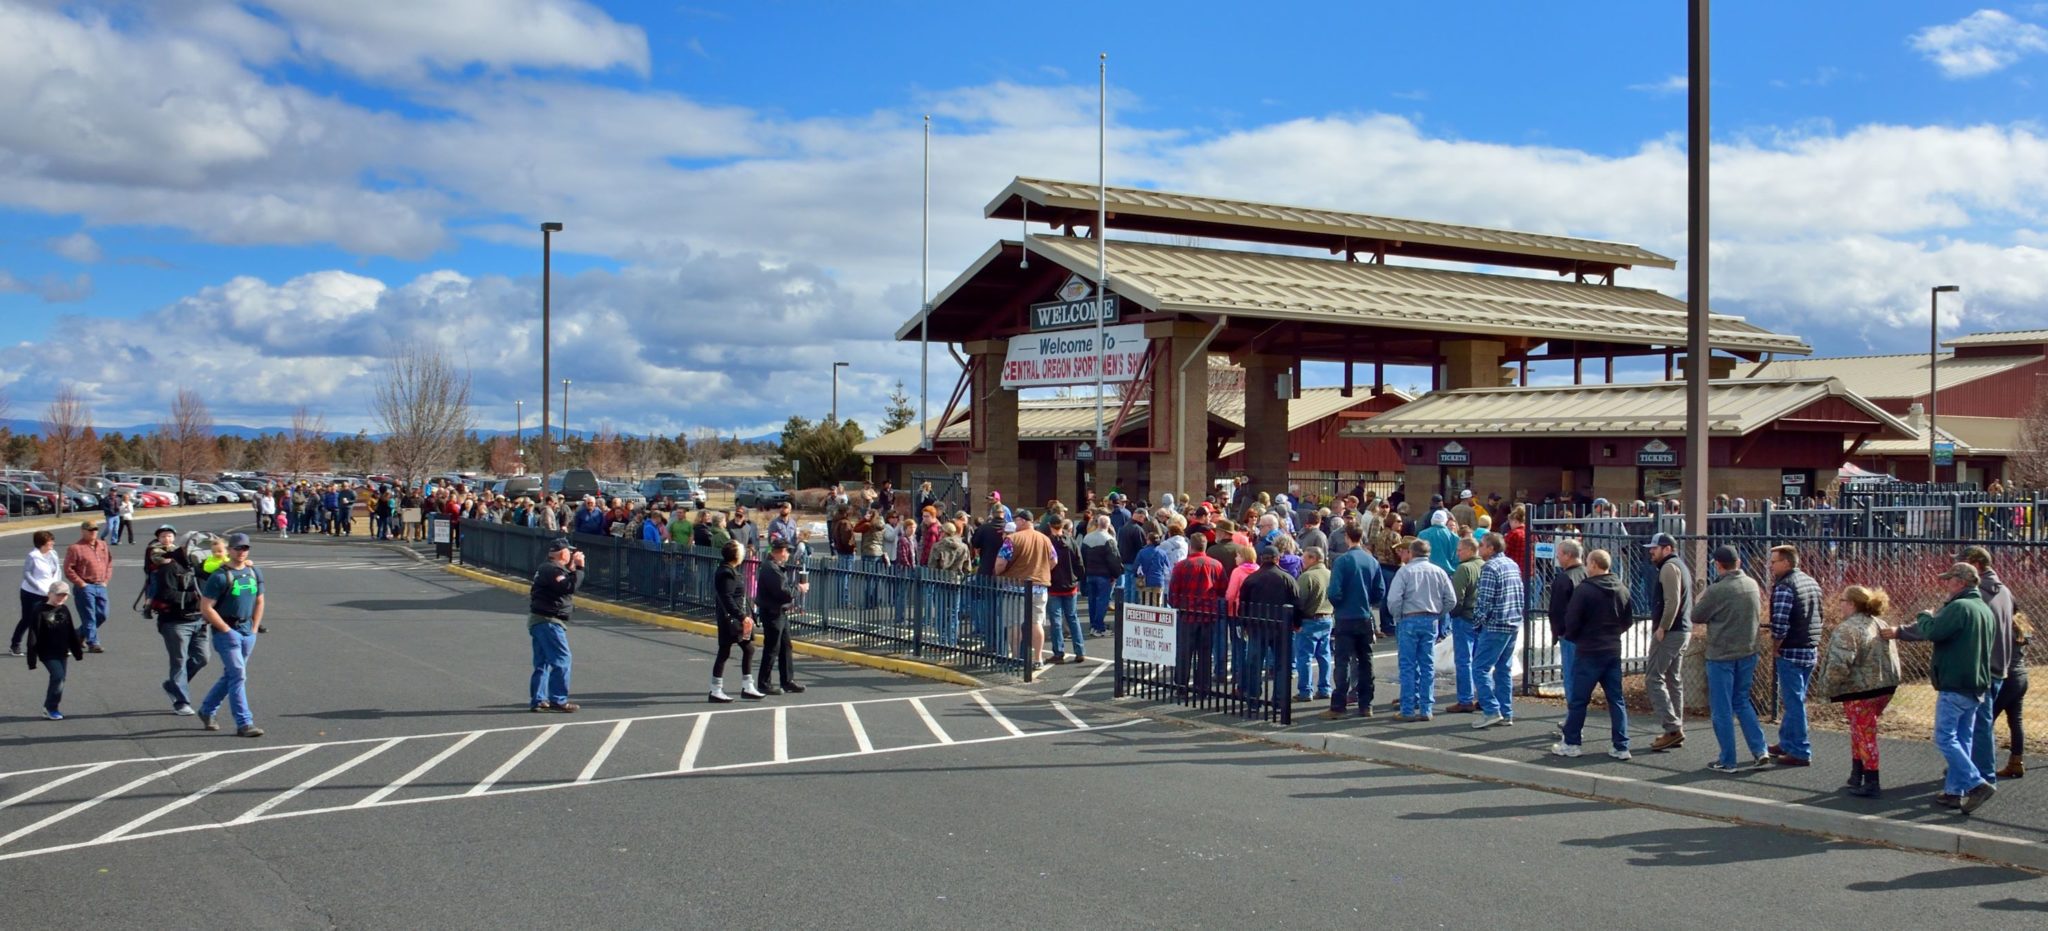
[1442,339,1507,390]
[1054,457,1078,509]
[1146,322,1214,507]
[964,340,1021,508]
[1238,354,1292,507]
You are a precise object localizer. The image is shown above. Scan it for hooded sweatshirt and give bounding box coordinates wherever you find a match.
[1559,572,1632,656]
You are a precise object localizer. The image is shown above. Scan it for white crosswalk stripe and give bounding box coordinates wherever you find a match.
[0,690,1130,865]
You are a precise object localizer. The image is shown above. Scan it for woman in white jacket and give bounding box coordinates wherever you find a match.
[10,530,62,655]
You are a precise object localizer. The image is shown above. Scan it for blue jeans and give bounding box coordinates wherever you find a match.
[1707,656,1767,766]
[1236,623,1278,701]
[1083,576,1114,634]
[1450,617,1477,704]
[1775,659,1814,761]
[200,625,257,728]
[74,583,107,646]
[1935,689,1989,796]
[101,514,122,544]
[1121,567,1139,606]
[1559,638,1577,686]
[157,617,211,707]
[1293,617,1334,698]
[43,655,67,713]
[921,581,960,647]
[1562,651,1629,751]
[1047,593,1084,658]
[529,621,572,707]
[1473,628,1517,719]
[1974,679,2003,783]
[1396,615,1438,716]
[1331,620,1374,712]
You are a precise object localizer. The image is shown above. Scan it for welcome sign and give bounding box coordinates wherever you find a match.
[1000,324,1149,388]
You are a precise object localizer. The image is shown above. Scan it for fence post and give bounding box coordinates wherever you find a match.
[911,567,925,659]
[1112,588,1125,699]
[1760,498,1773,540]
[1277,607,1294,726]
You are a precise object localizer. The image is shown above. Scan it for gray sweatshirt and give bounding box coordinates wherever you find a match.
[1693,571,1762,662]
[1386,560,1456,618]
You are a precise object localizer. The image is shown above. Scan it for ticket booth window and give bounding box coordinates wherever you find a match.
[1439,467,1471,501]
[1639,468,1683,500]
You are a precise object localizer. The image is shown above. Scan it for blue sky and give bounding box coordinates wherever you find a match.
[3,0,2047,432]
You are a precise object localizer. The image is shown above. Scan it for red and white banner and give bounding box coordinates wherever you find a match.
[1000,324,1149,389]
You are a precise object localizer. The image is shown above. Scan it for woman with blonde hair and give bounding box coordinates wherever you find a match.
[1820,585,1902,798]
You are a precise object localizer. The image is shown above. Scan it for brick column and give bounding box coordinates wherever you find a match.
[1237,354,1292,507]
[1146,322,1215,506]
[964,340,1021,506]
[1441,339,1507,390]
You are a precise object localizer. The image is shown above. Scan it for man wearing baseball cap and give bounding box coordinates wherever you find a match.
[61,519,112,653]
[1882,562,1999,813]
[526,538,585,712]
[1642,532,1692,751]
[197,533,266,737]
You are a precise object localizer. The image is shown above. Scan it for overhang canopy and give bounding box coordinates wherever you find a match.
[1854,415,2022,457]
[900,237,1809,361]
[984,177,1676,275]
[856,387,1405,457]
[1340,377,1911,440]
[1942,329,2048,350]
[1750,352,2037,400]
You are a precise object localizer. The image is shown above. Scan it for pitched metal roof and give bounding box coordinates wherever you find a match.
[1855,415,2023,456]
[1000,236,1807,356]
[856,387,1403,457]
[1942,329,2048,349]
[985,177,1675,271]
[1341,377,1911,439]
[1749,352,2038,400]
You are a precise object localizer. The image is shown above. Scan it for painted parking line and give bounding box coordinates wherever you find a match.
[0,690,1133,865]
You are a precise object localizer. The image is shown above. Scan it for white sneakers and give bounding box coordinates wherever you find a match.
[740,675,766,701]
[1472,714,1507,730]
[1609,748,1633,761]
[1549,741,1582,758]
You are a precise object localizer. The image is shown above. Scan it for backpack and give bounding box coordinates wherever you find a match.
[150,556,202,617]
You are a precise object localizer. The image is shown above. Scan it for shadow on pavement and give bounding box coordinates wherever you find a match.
[1560,825,1832,867]
[1399,800,1613,821]
[1846,865,2039,893]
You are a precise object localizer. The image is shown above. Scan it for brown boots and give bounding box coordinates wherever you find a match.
[1996,755,2025,779]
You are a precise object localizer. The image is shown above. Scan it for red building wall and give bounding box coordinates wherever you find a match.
[1870,357,2048,417]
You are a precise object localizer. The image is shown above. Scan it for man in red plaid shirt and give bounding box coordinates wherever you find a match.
[1168,534,1226,690]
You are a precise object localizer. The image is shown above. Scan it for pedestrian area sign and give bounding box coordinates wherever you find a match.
[1122,603,1177,667]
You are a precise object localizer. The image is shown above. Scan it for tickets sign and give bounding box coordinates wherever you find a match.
[1000,324,1149,389]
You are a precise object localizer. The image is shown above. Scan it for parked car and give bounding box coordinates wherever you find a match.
[734,480,792,509]
[58,484,101,512]
[602,481,648,508]
[491,475,543,500]
[638,476,705,511]
[9,481,63,513]
[115,484,175,508]
[181,482,238,505]
[213,481,262,502]
[0,481,55,515]
[546,469,603,500]
[76,476,115,497]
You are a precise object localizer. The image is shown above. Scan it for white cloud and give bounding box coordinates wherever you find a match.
[0,269,91,303]
[47,231,101,263]
[252,0,650,80]
[1628,75,1688,95]
[1911,9,2048,78]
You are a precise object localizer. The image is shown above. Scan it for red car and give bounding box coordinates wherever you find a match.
[114,484,176,508]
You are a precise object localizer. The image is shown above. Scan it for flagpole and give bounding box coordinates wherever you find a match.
[920,114,931,451]
[1094,52,1108,450]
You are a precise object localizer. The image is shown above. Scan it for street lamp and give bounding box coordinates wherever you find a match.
[516,400,524,474]
[561,379,572,452]
[1930,284,1961,481]
[539,221,563,479]
[831,361,850,423]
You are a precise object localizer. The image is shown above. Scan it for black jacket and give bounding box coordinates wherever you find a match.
[1559,572,1631,656]
[1049,535,1081,593]
[1116,521,1148,569]
[26,603,83,668]
[758,560,803,615]
[1238,565,1302,623]
[713,563,748,634]
[1080,535,1123,579]
[1547,564,1587,640]
[528,563,582,621]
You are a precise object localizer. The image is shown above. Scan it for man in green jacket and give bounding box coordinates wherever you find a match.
[1883,562,1997,814]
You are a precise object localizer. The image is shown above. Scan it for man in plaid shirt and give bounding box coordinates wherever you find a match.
[1768,544,1824,766]
[1469,532,1524,729]
[1168,534,1227,690]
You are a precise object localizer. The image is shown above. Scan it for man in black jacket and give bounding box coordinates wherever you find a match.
[526,538,585,713]
[1551,548,1632,760]
[756,540,809,695]
[1117,509,1150,604]
[1238,546,1303,707]
[1547,539,1587,738]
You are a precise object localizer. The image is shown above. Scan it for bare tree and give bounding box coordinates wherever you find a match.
[686,427,731,481]
[284,407,329,479]
[487,435,521,476]
[626,432,664,479]
[587,423,625,478]
[36,385,99,498]
[158,388,219,501]
[373,347,473,489]
[2013,381,2048,489]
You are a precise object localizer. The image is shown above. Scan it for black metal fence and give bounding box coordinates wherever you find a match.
[1114,596,1298,725]
[457,520,1034,681]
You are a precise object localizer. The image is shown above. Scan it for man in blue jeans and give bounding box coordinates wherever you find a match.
[61,521,111,652]
[1469,533,1523,729]
[1694,546,1770,771]
[1552,549,1633,759]
[1545,540,1586,738]
[1385,538,1454,721]
[1292,547,1335,702]
[1883,561,1999,813]
[526,538,585,712]
[1767,544,1823,766]
[197,533,266,738]
[146,526,210,716]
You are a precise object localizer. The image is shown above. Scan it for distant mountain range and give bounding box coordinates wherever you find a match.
[0,419,778,444]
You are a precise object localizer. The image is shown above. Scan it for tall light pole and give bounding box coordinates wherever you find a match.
[1683,0,1710,563]
[1931,284,1961,481]
[516,400,524,474]
[832,361,850,423]
[539,221,563,479]
[561,379,572,451]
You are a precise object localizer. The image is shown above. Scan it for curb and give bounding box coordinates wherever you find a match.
[0,504,252,539]
[438,562,984,689]
[1029,691,2048,873]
